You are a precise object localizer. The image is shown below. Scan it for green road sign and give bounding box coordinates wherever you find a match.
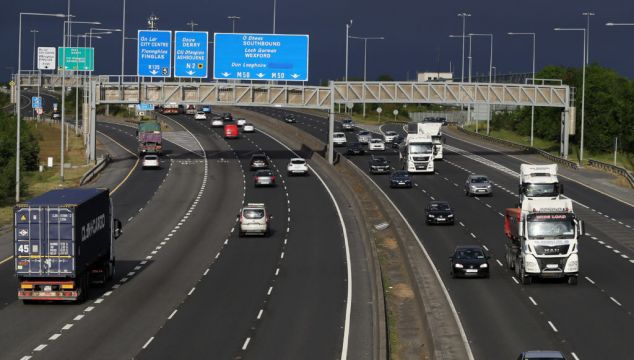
[58,47,95,71]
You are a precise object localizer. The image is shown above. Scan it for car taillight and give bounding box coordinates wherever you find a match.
[271,176,276,181]
[255,177,259,181]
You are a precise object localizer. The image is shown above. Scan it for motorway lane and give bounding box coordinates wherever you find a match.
[247,107,634,359]
[138,115,347,360]
[15,115,244,359]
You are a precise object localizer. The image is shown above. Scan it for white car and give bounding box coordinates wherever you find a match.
[287,158,308,176]
[243,123,255,132]
[211,118,223,127]
[238,203,271,236]
[236,118,247,127]
[368,138,385,151]
[333,132,347,146]
[142,155,160,169]
[194,111,207,120]
[383,131,398,143]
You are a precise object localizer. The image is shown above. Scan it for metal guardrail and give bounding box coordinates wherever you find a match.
[80,154,111,186]
[588,159,634,188]
[456,127,579,170]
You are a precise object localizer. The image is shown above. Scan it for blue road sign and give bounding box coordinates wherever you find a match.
[174,31,208,78]
[214,33,309,81]
[136,103,155,111]
[31,96,42,109]
[138,30,172,77]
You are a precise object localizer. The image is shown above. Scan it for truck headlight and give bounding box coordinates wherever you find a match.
[454,263,463,268]
[564,253,579,273]
[524,254,540,273]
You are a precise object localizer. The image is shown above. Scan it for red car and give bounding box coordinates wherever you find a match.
[224,124,239,139]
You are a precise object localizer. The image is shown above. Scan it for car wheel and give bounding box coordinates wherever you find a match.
[567,276,578,285]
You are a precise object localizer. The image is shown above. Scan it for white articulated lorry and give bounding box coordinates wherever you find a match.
[417,122,444,160]
[519,164,564,205]
[504,198,584,285]
[399,132,435,173]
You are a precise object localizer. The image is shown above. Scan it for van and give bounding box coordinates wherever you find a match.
[238,203,271,236]
[224,124,239,139]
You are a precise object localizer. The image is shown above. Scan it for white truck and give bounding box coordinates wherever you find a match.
[504,198,584,285]
[399,133,434,173]
[519,164,564,205]
[417,122,444,160]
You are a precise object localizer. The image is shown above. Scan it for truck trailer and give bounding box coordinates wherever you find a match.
[14,188,121,303]
[137,120,163,155]
[504,198,583,285]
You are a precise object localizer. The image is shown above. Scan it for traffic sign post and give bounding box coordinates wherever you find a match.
[174,31,208,78]
[136,103,155,111]
[58,47,95,71]
[37,47,56,70]
[214,33,309,81]
[31,96,42,109]
[138,30,172,77]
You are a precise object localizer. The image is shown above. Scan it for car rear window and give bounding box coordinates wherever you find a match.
[243,209,264,219]
[144,155,158,160]
[430,203,450,211]
[334,133,345,138]
[291,159,305,164]
[471,177,488,183]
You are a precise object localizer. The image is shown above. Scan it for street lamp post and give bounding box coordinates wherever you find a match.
[273,0,277,33]
[508,32,536,146]
[469,33,494,134]
[227,16,240,33]
[186,20,198,31]
[457,13,471,83]
[349,36,384,118]
[344,20,352,115]
[16,12,66,202]
[449,34,472,126]
[554,28,586,164]
[30,30,39,71]
[582,12,595,64]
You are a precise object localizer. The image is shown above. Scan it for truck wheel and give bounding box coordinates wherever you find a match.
[520,267,532,285]
[567,276,578,285]
[107,258,116,281]
[506,253,515,270]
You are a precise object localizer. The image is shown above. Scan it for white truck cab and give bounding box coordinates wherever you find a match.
[519,164,563,205]
[399,133,434,173]
[238,203,271,237]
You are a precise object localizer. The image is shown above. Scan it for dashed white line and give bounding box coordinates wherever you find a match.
[610,297,622,306]
[482,245,489,251]
[571,352,580,360]
[84,306,95,312]
[275,268,280,276]
[512,277,520,285]
[242,337,251,350]
[142,337,154,349]
[585,276,595,285]
[548,321,558,332]
[496,259,504,267]
[168,309,178,319]
[49,334,61,341]
[62,324,73,330]
[528,296,538,306]
[470,233,476,239]
[94,298,104,304]
[459,222,465,227]
[203,268,210,276]
[188,287,196,296]
[34,344,47,351]
[267,286,273,296]
[257,309,264,320]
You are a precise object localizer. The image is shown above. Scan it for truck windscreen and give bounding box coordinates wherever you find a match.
[527,214,575,238]
[524,183,558,197]
[409,144,433,154]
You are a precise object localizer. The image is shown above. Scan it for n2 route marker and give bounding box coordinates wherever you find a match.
[138,30,172,77]
[174,31,208,78]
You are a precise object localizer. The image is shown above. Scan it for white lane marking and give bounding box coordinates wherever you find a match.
[134,265,142,271]
[482,245,489,251]
[280,252,285,259]
[496,259,504,267]
[590,236,598,240]
[585,277,596,285]
[203,268,210,276]
[610,297,622,306]
[529,297,538,306]
[127,272,136,276]
[84,306,95,312]
[485,203,492,208]
[257,309,264,320]
[49,334,61,341]
[142,337,154,349]
[188,287,196,296]
[19,356,32,360]
[512,277,520,285]
[548,321,558,332]
[571,352,580,360]
[470,233,476,239]
[275,268,280,276]
[104,291,113,297]
[94,298,104,304]
[267,286,273,296]
[498,212,504,217]
[168,310,178,319]
[34,344,47,351]
[62,324,73,330]
[242,337,251,350]
[621,254,629,259]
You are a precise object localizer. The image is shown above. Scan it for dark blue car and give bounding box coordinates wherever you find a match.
[389,170,412,188]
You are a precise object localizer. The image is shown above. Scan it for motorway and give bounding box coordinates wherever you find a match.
[0,111,354,360]
[245,106,634,360]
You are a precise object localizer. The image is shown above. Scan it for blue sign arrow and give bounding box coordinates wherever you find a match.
[213,33,309,81]
[31,96,42,109]
[137,30,172,77]
[174,31,208,78]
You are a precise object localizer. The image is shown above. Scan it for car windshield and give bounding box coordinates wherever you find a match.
[243,209,264,219]
[373,157,387,163]
[527,214,575,238]
[358,132,369,136]
[470,177,489,183]
[429,203,450,211]
[409,144,433,154]
[291,159,305,165]
[455,249,485,260]
[524,183,558,197]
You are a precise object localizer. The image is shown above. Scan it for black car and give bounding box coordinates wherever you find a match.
[346,142,365,155]
[249,153,270,170]
[425,201,455,225]
[284,114,296,123]
[389,170,412,188]
[390,134,405,148]
[222,112,233,121]
[369,156,391,174]
[450,245,490,278]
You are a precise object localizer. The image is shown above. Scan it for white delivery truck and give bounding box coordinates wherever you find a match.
[519,164,564,205]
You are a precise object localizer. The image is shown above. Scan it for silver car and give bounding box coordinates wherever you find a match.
[356,131,371,144]
[465,174,492,196]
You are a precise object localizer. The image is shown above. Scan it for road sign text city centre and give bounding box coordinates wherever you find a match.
[138,30,172,77]
[214,33,309,81]
[174,31,208,78]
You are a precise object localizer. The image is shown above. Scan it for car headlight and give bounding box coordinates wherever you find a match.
[448,214,454,218]
[479,263,488,268]
[524,254,540,273]
[428,214,435,218]
[454,263,464,269]
[564,253,579,273]
[486,185,492,188]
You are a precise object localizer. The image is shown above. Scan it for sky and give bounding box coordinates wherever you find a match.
[2,0,634,84]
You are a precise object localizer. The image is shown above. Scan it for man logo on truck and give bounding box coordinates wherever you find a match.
[81,214,106,242]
